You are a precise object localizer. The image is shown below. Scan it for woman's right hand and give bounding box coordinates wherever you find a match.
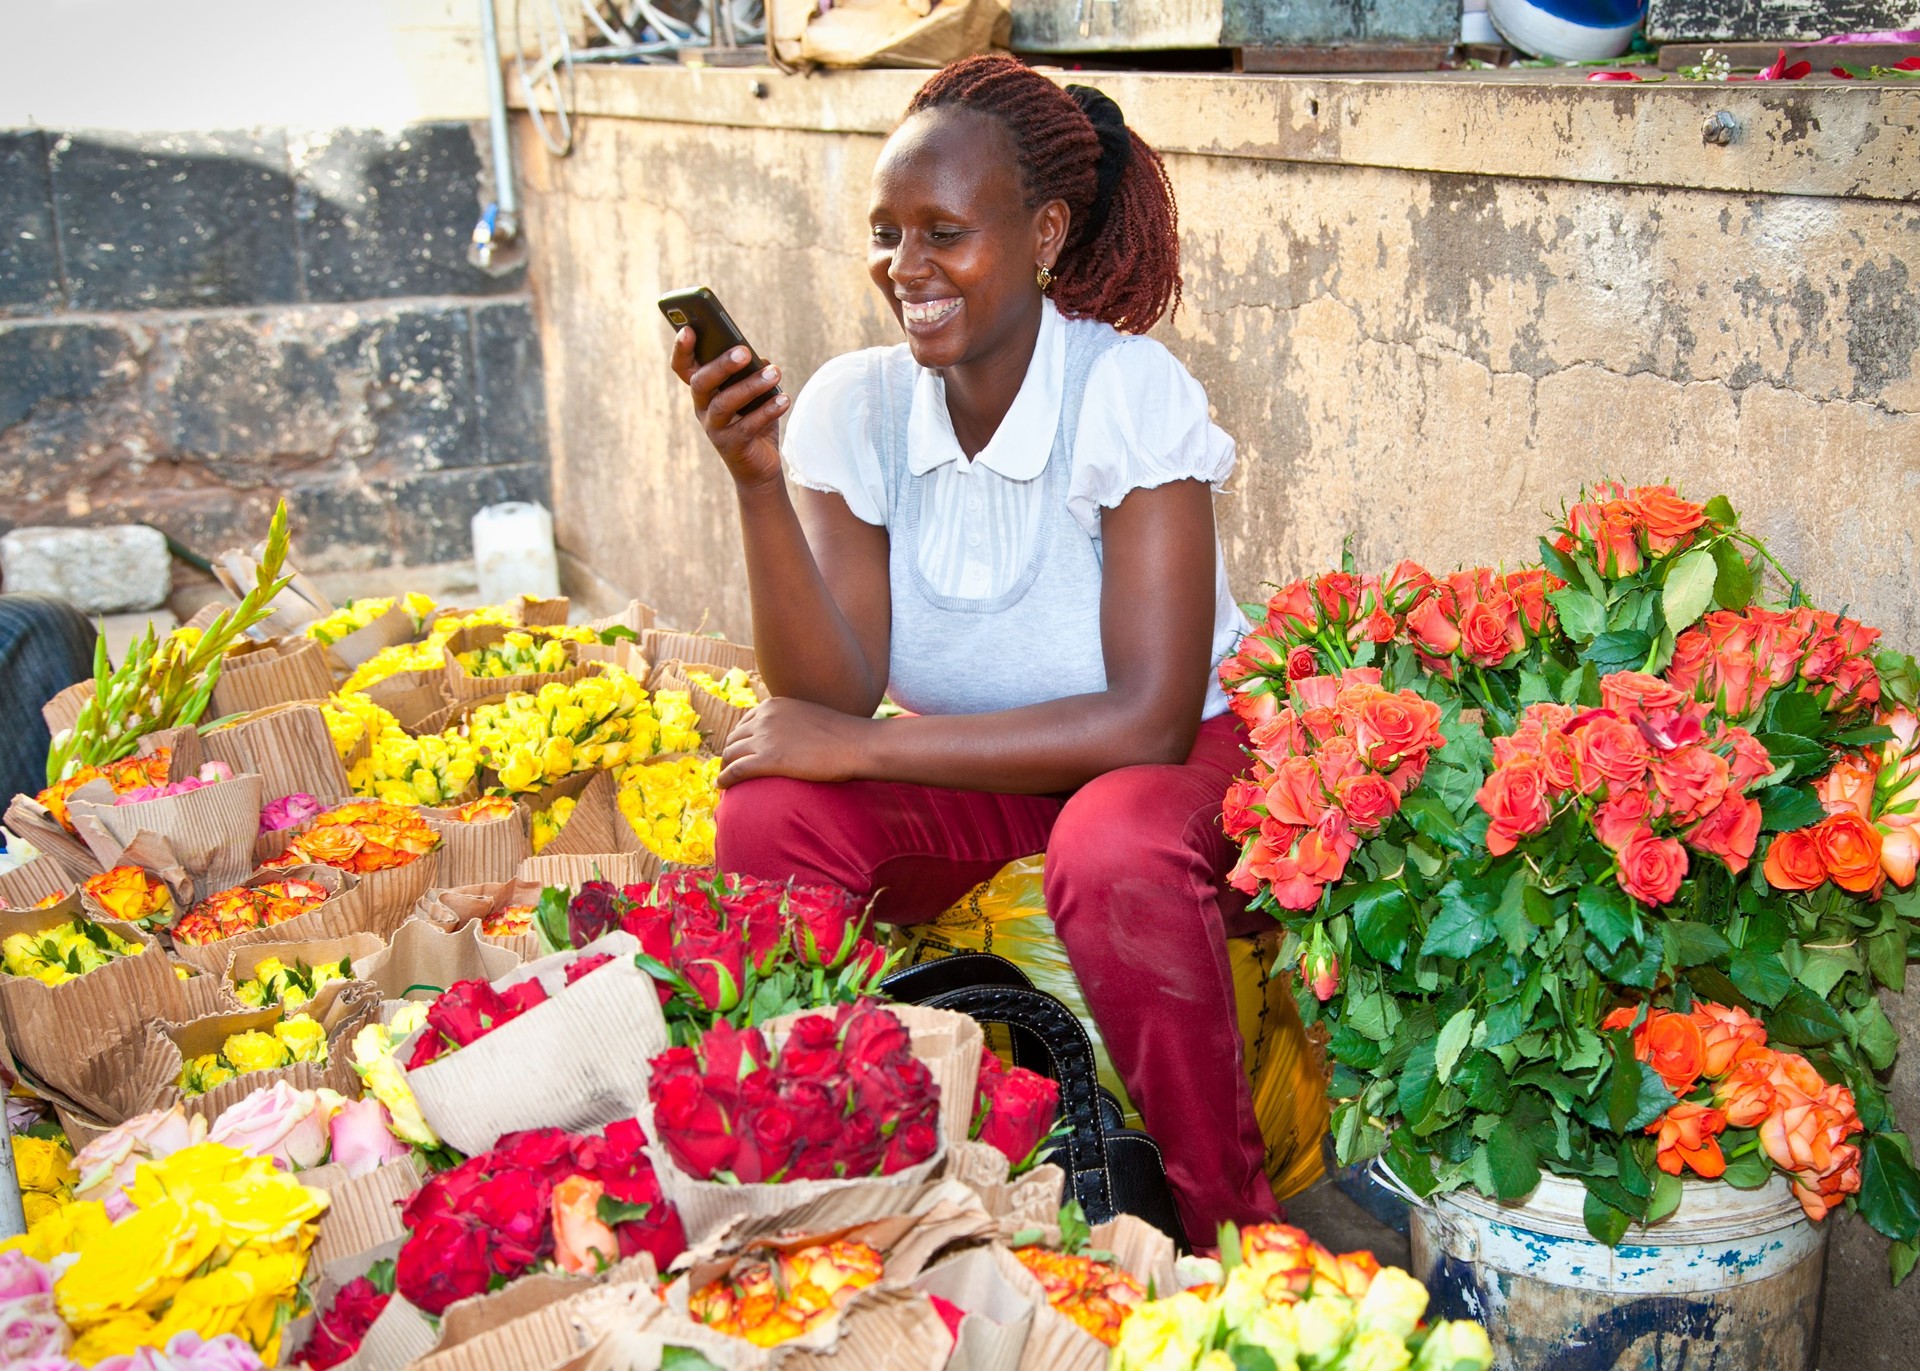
[671,327,790,489]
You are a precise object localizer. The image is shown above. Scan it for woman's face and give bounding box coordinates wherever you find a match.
[867,109,1068,372]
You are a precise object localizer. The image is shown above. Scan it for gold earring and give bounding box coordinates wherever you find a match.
[1035,264,1054,291]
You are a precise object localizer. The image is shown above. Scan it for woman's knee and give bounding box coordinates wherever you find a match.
[713,777,830,878]
[1044,765,1212,919]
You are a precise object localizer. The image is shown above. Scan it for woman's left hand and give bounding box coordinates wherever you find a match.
[717,697,868,788]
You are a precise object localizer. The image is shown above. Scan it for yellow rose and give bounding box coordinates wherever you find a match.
[1293,1295,1356,1364]
[67,1309,162,1363]
[197,1171,329,1246]
[1111,1293,1213,1371]
[2,1197,112,1263]
[22,1192,66,1226]
[1411,1321,1494,1371]
[12,1135,78,1193]
[1344,1328,1414,1371]
[57,1198,217,1322]
[351,1019,439,1147]
[1356,1267,1430,1342]
[275,1014,329,1063]
[221,1030,293,1076]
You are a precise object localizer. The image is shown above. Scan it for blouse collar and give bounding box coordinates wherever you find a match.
[907,299,1066,481]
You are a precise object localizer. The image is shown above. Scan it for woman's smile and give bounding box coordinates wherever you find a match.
[900,296,963,333]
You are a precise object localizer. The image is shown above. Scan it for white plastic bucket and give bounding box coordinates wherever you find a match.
[471,501,562,604]
[1399,1169,1827,1370]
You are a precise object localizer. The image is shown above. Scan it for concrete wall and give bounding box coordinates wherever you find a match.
[511,66,1920,1361]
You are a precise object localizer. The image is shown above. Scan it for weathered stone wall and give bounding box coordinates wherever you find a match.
[0,124,548,572]
[513,67,1920,1363]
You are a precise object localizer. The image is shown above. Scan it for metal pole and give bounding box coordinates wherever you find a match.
[481,0,519,225]
[0,1125,27,1239]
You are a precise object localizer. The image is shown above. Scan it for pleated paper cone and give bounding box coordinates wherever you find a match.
[422,803,533,886]
[0,897,188,1106]
[42,679,95,737]
[0,853,74,908]
[517,850,663,890]
[574,601,657,671]
[413,881,543,963]
[201,703,351,805]
[363,665,452,732]
[309,1156,424,1271]
[155,980,380,1127]
[527,770,637,860]
[913,1244,1036,1371]
[4,792,108,881]
[69,772,265,905]
[991,1213,1178,1371]
[208,636,336,718]
[323,604,418,669]
[653,660,768,752]
[355,918,522,1002]
[642,630,754,677]
[168,864,365,974]
[222,932,387,1003]
[441,624,607,704]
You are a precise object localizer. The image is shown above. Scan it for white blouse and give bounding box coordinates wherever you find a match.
[782,301,1250,718]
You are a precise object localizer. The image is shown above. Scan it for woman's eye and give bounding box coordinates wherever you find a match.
[930,228,964,244]
[870,227,900,246]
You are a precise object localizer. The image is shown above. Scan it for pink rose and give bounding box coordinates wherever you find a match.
[259,793,323,833]
[72,1106,206,1216]
[93,1332,266,1371]
[206,1081,338,1171]
[0,1294,68,1365]
[328,1098,410,1178]
[0,1252,54,1304]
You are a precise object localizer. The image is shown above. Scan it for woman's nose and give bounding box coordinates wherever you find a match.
[887,239,927,286]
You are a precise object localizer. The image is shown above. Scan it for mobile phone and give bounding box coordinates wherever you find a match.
[658,286,779,416]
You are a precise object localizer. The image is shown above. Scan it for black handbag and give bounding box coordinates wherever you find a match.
[884,953,1190,1250]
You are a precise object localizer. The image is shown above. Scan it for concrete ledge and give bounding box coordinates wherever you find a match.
[517,64,1920,204]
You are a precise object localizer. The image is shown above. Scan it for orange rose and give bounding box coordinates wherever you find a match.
[1476,760,1554,856]
[1601,1006,1639,1032]
[1881,826,1919,888]
[1650,746,1731,826]
[1715,1050,1781,1128]
[1593,786,1653,851]
[82,865,172,925]
[1335,773,1402,833]
[1286,645,1320,680]
[1628,486,1707,552]
[1595,511,1643,576]
[1762,829,1826,891]
[1404,596,1462,657]
[1814,755,1876,821]
[1791,1145,1862,1221]
[1690,1002,1768,1078]
[551,1174,618,1274]
[1685,793,1762,875]
[1574,715,1651,790]
[1616,826,1688,906]
[1810,812,1883,893]
[1599,671,1689,716]
[1715,725,1773,789]
[1649,1101,1727,1178]
[1264,757,1328,827]
[1265,582,1317,633]
[1459,596,1523,669]
[1760,1095,1861,1191]
[1351,691,1444,770]
[1637,1009,1707,1095]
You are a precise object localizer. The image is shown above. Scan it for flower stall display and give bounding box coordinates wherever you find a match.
[303,594,433,649]
[457,631,573,679]
[615,755,721,864]
[177,1014,328,1096]
[35,752,172,834]
[2,1141,329,1364]
[465,670,700,793]
[2,914,145,986]
[687,1238,885,1346]
[1011,1245,1145,1347]
[401,975,554,1069]
[391,1119,685,1314]
[530,795,576,853]
[1219,483,1920,1277]
[688,667,761,711]
[1112,1222,1494,1371]
[971,1051,1061,1174]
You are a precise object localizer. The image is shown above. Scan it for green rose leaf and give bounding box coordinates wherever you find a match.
[1754,732,1830,783]
[1582,630,1654,674]
[1421,879,1500,961]
[1578,884,1638,957]
[1728,947,1794,1007]
[1720,1146,1773,1189]
[1867,929,1908,993]
[1661,548,1718,636]
[1352,884,1415,970]
[1767,986,1845,1046]
[1757,785,1825,833]
[1860,1134,1920,1243]
[1647,1169,1684,1224]
[1487,1116,1541,1201]
[1709,538,1753,610]
[1663,921,1732,968]
[1435,1007,1476,1085]
[1583,1187,1633,1246]
[1548,587,1606,641]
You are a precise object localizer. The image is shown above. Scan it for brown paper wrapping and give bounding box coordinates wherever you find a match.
[515,595,574,629]
[42,679,97,738]
[396,932,670,1156]
[658,1006,981,1244]
[422,803,533,887]
[323,604,419,670]
[363,666,451,733]
[153,981,379,1126]
[208,636,336,718]
[5,792,109,880]
[944,1143,1066,1239]
[175,962,241,1018]
[642,630,754,676]
[440,624,605,704]
[185,600,238,633]
[573,601,657,672]
[355,917,522,1001]
[913,1245,1035,1371]
[653,660,767,753]
[992,1214,1177,1371]
[68,772,265,905]
[528,770,640,861]
[201,703,351,806]
[518,851,662,890]
[309,1155,424,1272]
[413,882,543,963]
[0,897,188,1105]
[168,864,365,974]
[412,692,502,746]
[0,853,74,908]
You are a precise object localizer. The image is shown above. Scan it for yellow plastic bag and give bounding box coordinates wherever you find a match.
[891,856,1328,1201]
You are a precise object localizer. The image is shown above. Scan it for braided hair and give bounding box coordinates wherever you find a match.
[906,55,1181,333]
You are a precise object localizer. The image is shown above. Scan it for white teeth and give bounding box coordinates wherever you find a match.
[902,298,960,325]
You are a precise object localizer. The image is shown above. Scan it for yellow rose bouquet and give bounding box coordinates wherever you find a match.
[178,1014,328,1096]
[12,1133,78,1228]
[304,598,399,647]
[233,955,354,1009]
[467,668,700,793]
[530,795,576,853]
[2,916,145,987]
[4,1141,329,1364]
[687,666,761,710]
[350,1003,442,1153]
[320,691,401,761]
[456,630,571,678]
[350,728,480,808]
[615,755,721,865]
[81,865,176,929]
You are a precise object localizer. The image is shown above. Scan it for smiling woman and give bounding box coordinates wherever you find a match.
[668,54,1278,1249]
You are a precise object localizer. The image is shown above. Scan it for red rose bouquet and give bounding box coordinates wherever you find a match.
[545,870,893,1042]
[648,1001,940,1184]
[403,974,551,1069]
[298,1259,395,1369]
[394,1118,685,1315]
[971,1052,1061,1174]
[1221,482,1920,1279]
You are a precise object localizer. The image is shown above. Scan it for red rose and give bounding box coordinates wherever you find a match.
[1650,746,1731,826]
[789,882,868,969]
[1573,715,1650,791]
[1405,596,1462,657]
[567,881,628,946]
[650,1071,739,1179]
[1593,786,1653,851]
[1715,726,1773,789]
[974,1065,1059,1169]
[396,1214,493,1314]
[881,1108,942,1176]
[1617,826,1688,906]
[1286,645,1320,680]
[1221,779,1264,840]
[1476,760,1554,856]
[564,952,614,985]
[837,1109,884,1177]
[695,1019,770,1080]
[777,1077,847,1163]
[1595,511,1642,576]
[779,1013,847,1079]
[844,937,890,981]
[838,1001,913,1067]
[492,1127,576,1176]
[619,904,674,964]
[466,1170,552,1270]
[730,1099,800,1183]
[300,1276,391,1370]
[1335,773,1401,833]
[673,926,747,1011]
[1315,572,1363,623]
[1687,793,1763,874]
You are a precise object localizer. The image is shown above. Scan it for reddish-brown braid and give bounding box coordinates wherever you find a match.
[906,55,1181,333]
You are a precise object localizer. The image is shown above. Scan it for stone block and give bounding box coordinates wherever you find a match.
[0,131,59,316]
[293,123,523,303]
[49,131,300,310]
[472,299,548,467]
[1,524,171,613]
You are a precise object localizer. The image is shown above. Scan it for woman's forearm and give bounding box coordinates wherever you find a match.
[733,479,885,716]
[845,690,1203,794]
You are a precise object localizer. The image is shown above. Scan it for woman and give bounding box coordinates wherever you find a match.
[670,54,1280,1246]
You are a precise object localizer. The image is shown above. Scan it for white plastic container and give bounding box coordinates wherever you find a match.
[471,501,562,604]
[1400,1168,1826,1370]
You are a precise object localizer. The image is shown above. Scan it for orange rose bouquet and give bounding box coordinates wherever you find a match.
[259,800,440,874]
[1221,483,1920,1280]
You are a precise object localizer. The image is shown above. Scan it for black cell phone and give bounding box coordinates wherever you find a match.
[658,286,779,416]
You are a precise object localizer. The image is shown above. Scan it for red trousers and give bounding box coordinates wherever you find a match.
[713,712,1283,1247]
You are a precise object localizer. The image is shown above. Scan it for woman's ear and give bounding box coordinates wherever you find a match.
[1034,198,1071,273]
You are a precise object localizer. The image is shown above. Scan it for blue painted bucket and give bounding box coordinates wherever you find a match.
[1396,1169,1826,1370]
